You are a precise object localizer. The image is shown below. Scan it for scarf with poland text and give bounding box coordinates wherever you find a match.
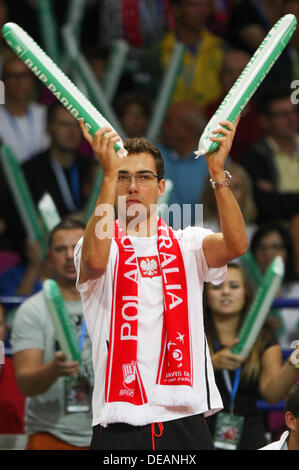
[105,218,195,408]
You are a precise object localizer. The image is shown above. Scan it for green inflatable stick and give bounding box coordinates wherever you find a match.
[37,0,61,66]
[65,0,86,40]
[240,251,262,289]
[240,250,286,338]
[146,42,185,142]
[84,166,103,224]
[196,14,297,157]
[43,279,81,363]
[2,22,127,158]
[0,145,47,254]
[62,24,125,138]
[38,193,61,234]
[102,39,129,103]
[231,256,284,359]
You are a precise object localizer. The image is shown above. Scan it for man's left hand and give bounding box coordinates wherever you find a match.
[205,116,241,175]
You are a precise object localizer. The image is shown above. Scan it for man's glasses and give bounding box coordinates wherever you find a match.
[117,172,159,186]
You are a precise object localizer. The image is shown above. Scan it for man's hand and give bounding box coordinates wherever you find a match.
[51,351,79,378]
[79,122,121,177]
[205,116,240,175]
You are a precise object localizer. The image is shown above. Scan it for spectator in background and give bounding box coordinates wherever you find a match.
[141,0,227,106]
[227,0,282,54]
[11,218,93,450]
[204,263,299,450]
[85,45,110,85]
[201,162,257,241]
[250,221,299,350]
[281,0,299,82]
[0,51,50,164]
[204,49,264,162]
[208,0,235,39]
[260,383,299,450]
[157,100,209,227]
[0,303,25,434]
[227,0,294,92]
[0,240,53,311]
[0,0,8,75]
[114,93,152,138]
[98,0,173,61]
[22,101,95,219]
[240,87,299,223]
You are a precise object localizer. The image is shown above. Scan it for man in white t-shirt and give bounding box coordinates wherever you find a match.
[0,51,50,163]
[75,116,248,450]
[260,383,299,450]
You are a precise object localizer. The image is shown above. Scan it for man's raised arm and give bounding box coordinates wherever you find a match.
[79,124,121,282]
[202,117,249,267]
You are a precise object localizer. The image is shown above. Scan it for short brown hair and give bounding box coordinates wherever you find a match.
[285,383,299,418]
[124,137,164,181]
[48,217,85,249]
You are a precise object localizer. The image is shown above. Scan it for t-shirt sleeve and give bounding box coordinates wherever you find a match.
[11,296,46,354]
[180,226,227,285]
[74,236,103,294]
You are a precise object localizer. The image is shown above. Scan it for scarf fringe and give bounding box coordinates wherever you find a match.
[149,385,199,409]
[99,402,151,427]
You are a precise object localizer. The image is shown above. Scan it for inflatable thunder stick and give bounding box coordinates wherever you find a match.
[0,145,47,254]
[43,279,81,363]
[2,22,127,158]
[231,256,284,360]
[196,14,297,157]
[38,193,61,234]
[240,251,262,289]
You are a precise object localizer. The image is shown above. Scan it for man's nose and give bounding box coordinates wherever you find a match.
[128,176,138,192]
[66,247,74,259]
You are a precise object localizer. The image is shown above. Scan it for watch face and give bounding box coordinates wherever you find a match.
[290,349,299,369]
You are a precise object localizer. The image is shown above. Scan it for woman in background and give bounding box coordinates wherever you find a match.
[204,263,299,450]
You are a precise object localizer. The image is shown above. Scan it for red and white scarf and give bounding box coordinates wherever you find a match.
[105,218,195,408]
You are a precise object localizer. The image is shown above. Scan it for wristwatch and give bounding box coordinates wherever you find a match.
[288,349,299,369]
[209,170,232,189]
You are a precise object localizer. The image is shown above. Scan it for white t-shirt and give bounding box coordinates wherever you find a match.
[0,102,50,164]
[259,431,289,450]
[74,225,226,427]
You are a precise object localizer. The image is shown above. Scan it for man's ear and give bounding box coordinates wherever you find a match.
[158,178,166,199]
[285,411,297,432]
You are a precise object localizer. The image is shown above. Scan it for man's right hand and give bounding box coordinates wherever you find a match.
[79,122,121,177]
[51,351,79,378]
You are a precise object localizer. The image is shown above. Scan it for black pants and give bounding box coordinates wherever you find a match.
[90,414,215,451]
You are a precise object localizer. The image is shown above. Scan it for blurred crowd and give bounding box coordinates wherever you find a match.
[0,0,299,450]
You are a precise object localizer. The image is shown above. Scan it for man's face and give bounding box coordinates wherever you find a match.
[220,51,250,94]
[49,228,84,284]
[3,59,33,101]
[285,411,299,450]
[121,103,149,138]
[254,230,287,274]
[265,97,298,140]
[173,0,212,31]
[115,152,165,227]
[47,107,82,153]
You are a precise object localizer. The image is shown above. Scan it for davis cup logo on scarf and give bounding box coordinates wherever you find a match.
[105,218,193,406]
